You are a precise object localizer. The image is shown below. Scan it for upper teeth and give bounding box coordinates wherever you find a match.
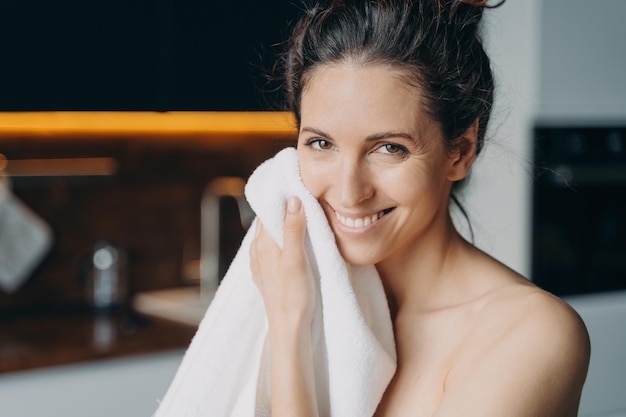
[335,211,385,229]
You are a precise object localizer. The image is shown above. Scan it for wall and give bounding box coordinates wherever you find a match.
[459,0,540,277]
[540,0,626,122]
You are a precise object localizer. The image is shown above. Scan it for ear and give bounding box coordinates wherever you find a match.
[446,119,479,182]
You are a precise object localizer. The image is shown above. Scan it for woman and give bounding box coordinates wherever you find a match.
[250,0,590,416]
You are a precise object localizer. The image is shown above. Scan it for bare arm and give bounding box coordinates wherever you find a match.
[250,196,319,417]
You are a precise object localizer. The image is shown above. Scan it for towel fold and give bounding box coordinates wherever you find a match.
[154,148,396,417]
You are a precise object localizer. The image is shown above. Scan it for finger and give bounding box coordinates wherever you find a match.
[282,196,306,254]
[250,221,259,280]
[250,220,263,274]
[254,220,274,249]
[250,220,272,288]
[252,220,281,262]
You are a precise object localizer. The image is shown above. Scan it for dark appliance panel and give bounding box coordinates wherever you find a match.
[532,126,626,296]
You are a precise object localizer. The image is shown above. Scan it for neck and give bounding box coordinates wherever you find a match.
[376,214,471,317]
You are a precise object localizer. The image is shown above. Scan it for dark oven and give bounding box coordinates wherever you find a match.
[532,125,626,296]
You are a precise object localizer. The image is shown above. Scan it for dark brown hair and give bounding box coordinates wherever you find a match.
[281,0,503,156]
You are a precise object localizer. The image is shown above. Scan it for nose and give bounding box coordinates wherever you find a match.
[338,157,374,207]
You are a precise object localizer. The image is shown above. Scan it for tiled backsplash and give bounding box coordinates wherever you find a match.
[0,134,291,314]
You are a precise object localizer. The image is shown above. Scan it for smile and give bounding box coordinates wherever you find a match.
[334,208,394,229]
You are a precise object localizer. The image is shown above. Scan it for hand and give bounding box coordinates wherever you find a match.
[250,196,316,327]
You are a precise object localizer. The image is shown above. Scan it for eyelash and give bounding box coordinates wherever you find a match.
[304,138,408,157]
[377,143,408,156]
[305,138,334,150]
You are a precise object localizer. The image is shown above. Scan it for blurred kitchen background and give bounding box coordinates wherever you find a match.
[0,1,624,416]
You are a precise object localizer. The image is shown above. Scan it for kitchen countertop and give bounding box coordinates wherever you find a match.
[0,309,197,374]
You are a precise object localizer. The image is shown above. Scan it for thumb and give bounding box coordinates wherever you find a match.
[282,196,306,250]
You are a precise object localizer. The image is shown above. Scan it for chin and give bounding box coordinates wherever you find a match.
[337,243,382,266]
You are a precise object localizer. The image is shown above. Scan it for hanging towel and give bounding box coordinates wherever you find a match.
[154,147,396,417]
[0,176,53,293]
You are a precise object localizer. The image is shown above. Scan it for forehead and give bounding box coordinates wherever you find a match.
[300,64,434,136]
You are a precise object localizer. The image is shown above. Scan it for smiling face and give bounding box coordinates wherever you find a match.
[297,64,469,266]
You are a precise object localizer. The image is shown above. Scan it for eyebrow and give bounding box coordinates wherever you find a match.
[300,126,418,143]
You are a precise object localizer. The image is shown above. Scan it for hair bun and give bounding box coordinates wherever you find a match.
[459,0,488,6]
[443,0,504,35]
[458,0,505,8]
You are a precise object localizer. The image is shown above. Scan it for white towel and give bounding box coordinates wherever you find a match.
[154,147,396,417]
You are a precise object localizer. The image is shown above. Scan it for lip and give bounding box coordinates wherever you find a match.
[327,204,394,235]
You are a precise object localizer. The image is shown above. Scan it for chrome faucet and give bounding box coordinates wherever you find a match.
[200,176,254,300]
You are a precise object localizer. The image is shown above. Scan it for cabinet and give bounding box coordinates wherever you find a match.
[0,0,299,111]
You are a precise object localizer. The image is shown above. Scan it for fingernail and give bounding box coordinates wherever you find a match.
[287,196,301,213]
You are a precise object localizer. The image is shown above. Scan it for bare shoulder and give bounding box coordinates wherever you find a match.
[469,257,590,370]
[480,263,590,357]
[437,255,591,417]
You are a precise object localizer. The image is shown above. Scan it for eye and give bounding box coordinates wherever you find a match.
[376,143,407,155]
[307,138,334,151]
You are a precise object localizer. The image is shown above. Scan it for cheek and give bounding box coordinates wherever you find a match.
[297,152,325,198]
[377,163,423,197]
[381,162,447,206]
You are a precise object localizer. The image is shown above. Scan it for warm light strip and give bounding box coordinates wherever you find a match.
[0,111,298,140]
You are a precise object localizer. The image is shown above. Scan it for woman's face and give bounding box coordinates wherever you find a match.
[297,64,462,266]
